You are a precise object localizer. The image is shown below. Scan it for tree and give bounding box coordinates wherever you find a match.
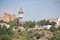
[45,20,50,25]
[13,18,19,26]
[49,26,57,32]
[9,18,19,30]
[37,20,50,26]
[9,21,15,29]
[23,21,36,28]
[0,25,13,40]
[50,21,56,25]
[0,34,11,40]
[37,20,43,26]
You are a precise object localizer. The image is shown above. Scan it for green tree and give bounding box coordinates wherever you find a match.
[9,18,19,29]
[50,21,56,25]
[23,21,36,28]
[37,20,50,26]
[13,18,19,26]
[0,25,13,40]
[49,26,57,32]
[37,20,46,26]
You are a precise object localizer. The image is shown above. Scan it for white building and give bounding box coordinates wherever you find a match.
[34,24,52,29]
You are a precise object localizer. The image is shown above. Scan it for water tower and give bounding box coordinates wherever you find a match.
[18,8,23,26]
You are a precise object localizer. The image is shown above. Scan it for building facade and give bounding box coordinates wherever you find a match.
[48,18,60,28]
[0,12,16,23]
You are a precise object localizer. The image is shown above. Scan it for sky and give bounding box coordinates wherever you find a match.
[0,0,60,21]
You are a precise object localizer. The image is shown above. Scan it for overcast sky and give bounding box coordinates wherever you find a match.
[0,0,60,21]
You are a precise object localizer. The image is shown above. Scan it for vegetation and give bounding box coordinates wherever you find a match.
[48,26,60,40]
[0,25,13,40]
[48,30,60,40]
[0,19,60,40]
[37,20,56,26]
[49,26,57,32]
[57,26,60,30]
[23,21,36,28]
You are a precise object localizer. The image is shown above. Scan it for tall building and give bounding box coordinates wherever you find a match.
[18,8,23,24]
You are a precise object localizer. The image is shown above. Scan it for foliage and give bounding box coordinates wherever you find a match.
[49,26,57,32]
[23,21,36,28]
[48,31,60,40]
[57,26,60,30]
[37,20,50,26]
[9,18,19,29]
[37,20,56,26]
[0,34,11,40]
[13,18,19,26]
[49,21,56,25]
[9,21,15,29]
[19,29,45,40]
[0,19,58,40]
[35,32,45,39]
[37,20,46,26]
[0,25,13,40]
[19,29,35,40]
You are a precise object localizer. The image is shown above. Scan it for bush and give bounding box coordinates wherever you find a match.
[49,26,57,32]
[48,31,60,40]
[35,32,45,39]
[58,26,60,30]
[0,25,13,40]
[0,34,12,40]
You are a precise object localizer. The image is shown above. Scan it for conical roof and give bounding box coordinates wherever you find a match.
[19,8,23,13]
